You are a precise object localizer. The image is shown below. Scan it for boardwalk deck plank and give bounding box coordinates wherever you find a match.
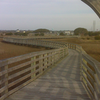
[5,50,90,100]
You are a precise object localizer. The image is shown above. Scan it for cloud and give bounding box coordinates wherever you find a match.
[0,0,100,30]
[0,0,93,15]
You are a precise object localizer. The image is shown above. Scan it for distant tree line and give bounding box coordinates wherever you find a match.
[6,33,13,35]
[84,31,100,36]
[33,29,49,36]
[74,27,100,36]
[60,32,65,36]
[74,28,88,35]
[33,29,50,33]
[6,32,28,36]
[5,29,49,36]
[35,33,44,36]
[14,33,28,36]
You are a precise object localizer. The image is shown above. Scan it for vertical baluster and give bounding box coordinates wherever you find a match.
[1,61,8,99]
[31,56,36,79]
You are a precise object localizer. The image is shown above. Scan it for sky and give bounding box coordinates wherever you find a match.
[0,0,100,31]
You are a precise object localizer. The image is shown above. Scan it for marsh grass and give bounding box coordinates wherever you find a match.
[46,37,100,62]
[0,39,47,60]
[0,37,100,62]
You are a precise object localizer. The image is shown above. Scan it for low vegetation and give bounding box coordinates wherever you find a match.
[85,31,100,36]
[95,36,100,40]
[46,36,100,62]
[0,39,47,60]
[35,33,44,36]
[60,32,65,36]
[74,27,100,37]
[0,36,100,62]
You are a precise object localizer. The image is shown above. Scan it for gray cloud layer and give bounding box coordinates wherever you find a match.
[0,0,100,30]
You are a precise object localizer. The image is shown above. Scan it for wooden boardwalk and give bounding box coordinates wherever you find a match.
[5,50,90,100]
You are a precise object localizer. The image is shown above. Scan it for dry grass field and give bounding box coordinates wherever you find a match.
[0,37,100,62]
[45,37,100,62]
[0,39,47,60]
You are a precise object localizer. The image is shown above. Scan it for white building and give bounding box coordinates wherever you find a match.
[16,29,20,33]
[65,31,70,35]
[64,31,74,35]
[23,31,25,33]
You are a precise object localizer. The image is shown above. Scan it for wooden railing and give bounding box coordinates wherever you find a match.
[68,43,100,100]
[0,37,100,100]
[81,50,100,100]
[0,38,68,100]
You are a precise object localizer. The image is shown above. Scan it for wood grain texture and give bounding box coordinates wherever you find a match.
[5,50,90,100]
[0,37,100,100]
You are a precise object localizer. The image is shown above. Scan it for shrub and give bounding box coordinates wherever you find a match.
[95,36,100,40]
[39,33,44,36]
[35,34,39,36]
[81,38,85,40]
[6,33,13,35]
[87,37,90,40]
[60,32,65,36]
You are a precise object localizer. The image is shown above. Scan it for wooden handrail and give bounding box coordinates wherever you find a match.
[0,37,68,100]
[0,37,100,100]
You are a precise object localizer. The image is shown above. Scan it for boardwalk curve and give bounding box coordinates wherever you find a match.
[0,37,100,100]
[6,50,90,100]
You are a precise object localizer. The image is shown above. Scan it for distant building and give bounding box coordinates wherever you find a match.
[64,31,70,35]
[23,31,25,33]
[16,29,20,33]
[70,31,74,35]
[64,31,74,35]
[44,32,60,36]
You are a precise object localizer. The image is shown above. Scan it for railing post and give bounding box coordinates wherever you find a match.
[31,56,36,79]
[80,47,83,81]
[39,54,43,73]
[44,53,47,69]
[48,52,51,66]
[1,61,8,99]
[54,51,57,63]
[51,51,55,65]
[4,64,8,95]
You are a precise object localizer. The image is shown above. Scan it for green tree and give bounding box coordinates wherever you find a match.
[34,29,50,33]
[74,28,88,35]
[14,32,28,36]
[85,31,100,36]
[6,33,13,35]
[35,33,39,36]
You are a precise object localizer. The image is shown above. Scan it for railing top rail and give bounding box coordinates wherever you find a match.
[0,47,65,67]
[3,37,67,45]
[66,41,100,75]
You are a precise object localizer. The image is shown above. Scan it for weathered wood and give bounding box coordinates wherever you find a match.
[5,50,90,100]
[31,56,36,79]
[0,37,100,100]
[0,38,69,100]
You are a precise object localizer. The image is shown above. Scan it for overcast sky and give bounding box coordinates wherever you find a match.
[0,0,100,31]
